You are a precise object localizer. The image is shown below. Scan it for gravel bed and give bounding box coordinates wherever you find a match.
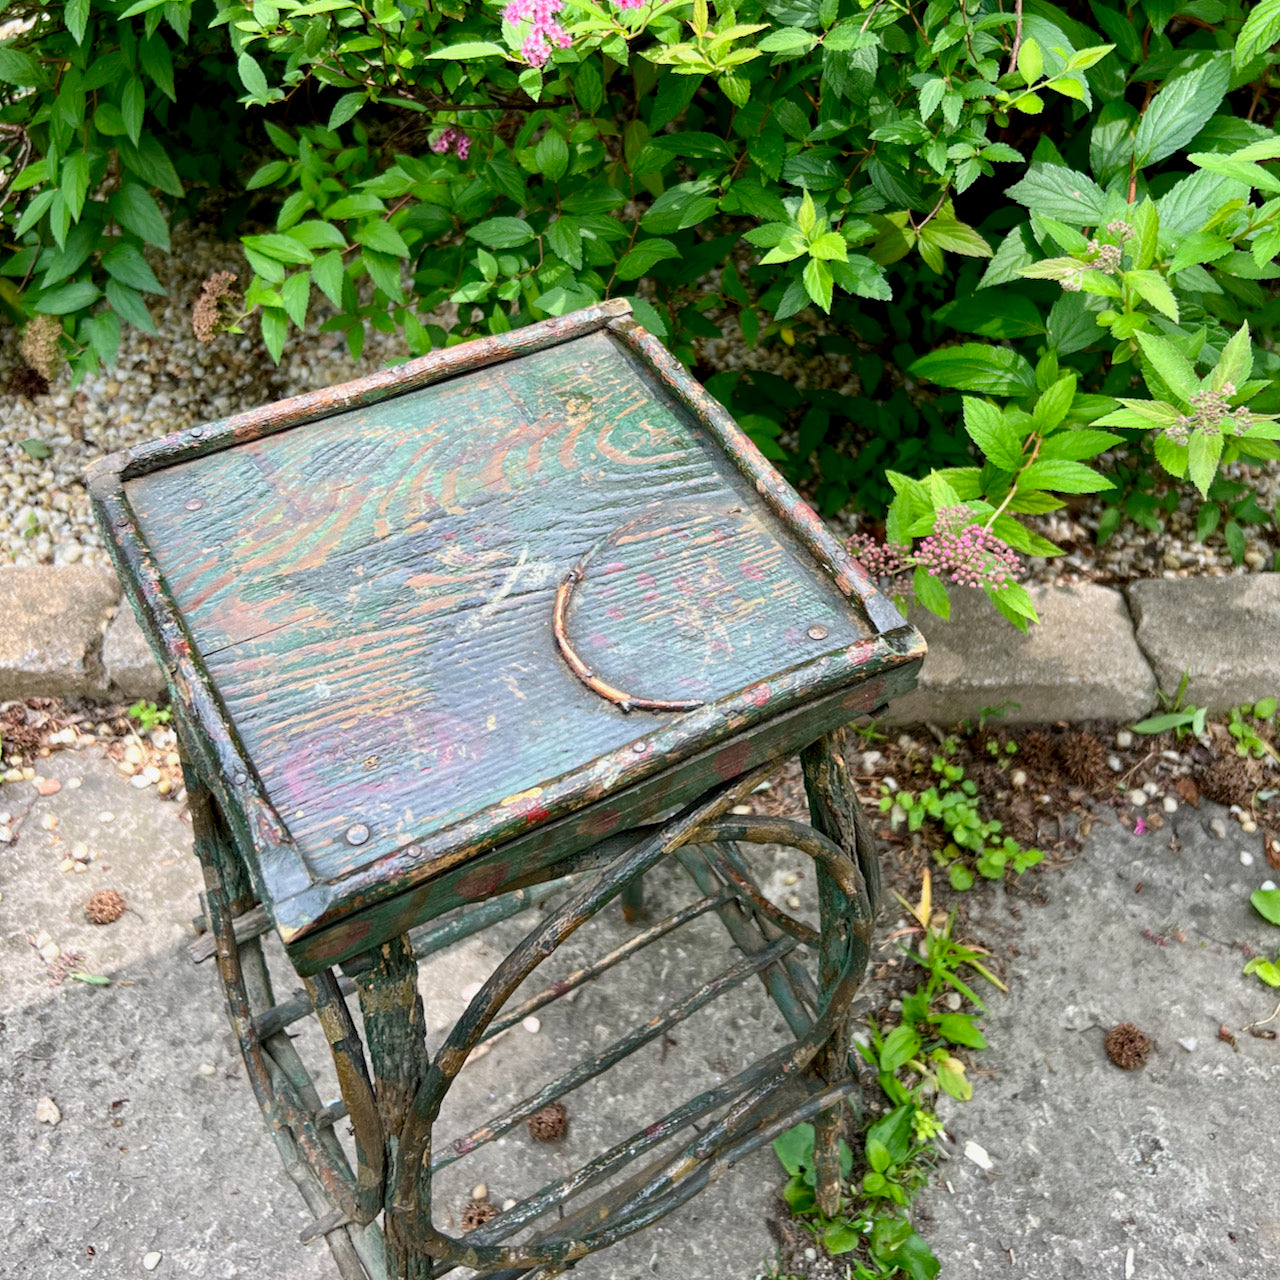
[2,228,1276,583]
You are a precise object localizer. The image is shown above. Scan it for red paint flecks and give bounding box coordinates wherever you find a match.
[636,571,657,590]
[713,740,752,781]
[456,862,508,900]
[740,561,765,581]
[748,683,770,707]
[606,605,625,621]
[579,806,622,836]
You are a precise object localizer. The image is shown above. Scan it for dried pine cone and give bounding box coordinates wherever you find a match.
[1196,756,1256,807]
[1017,730,1057,777]
[527,1100,568,1142]
[459,1200,497,1232]
[8,364,49,398]
[1057,731,1107,787]
[1104,1022,1151,1070]
[85,890,126,925]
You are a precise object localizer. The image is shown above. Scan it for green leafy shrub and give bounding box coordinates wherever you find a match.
[3,0,1280,620]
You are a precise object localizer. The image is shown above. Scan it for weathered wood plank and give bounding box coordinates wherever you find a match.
[125,332,874,889]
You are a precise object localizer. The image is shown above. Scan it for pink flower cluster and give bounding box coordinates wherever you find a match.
[913,505,1022,589]
[848,505,1023,597]
[847,531,909,592]
[431,127,471,160]
[614,0,645,8]
[504,0,571,67]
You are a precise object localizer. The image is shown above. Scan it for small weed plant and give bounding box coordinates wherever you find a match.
[127,699,171,734]
[879,740,1042,892]
[770,891,1003,1279]
[1245,887,1280,988]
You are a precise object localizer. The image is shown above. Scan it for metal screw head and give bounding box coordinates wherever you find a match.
[807,624,829,641]
[232,770,248,786]
[631,741,648,755]
[189,426,205,438]
[185,498,204,512]
[345,823,371,846]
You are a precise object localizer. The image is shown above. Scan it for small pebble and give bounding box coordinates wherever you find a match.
[1241,817,1257,834]
[1127,789,1147,808]
[65,776,81,789]
[963,1140,994,1171]
[471,1183,488,1202]
[1241,851,1255,867]
[36,1096,61,1125]
[522,1016,541,1034]
[34,777,61,796]
[501,1198,517,1211]
[730,804,752,815]
[0,825,11,843]
[1108,755,1123,773]
[98,811,115,824]
[1010,769,1027,789]
[781,872,800,886]
[1162,796,1178,814]
[786,894,802,910]
[38,941,60,963]
[197,1063,217,1077]
[1209,817,1228,839]
[41,813,59,831]
[1178,1037,1198,1052]
[1143,781,1159,797]
[1261,880,1277,892]
[130,774,154,789]
[1116,730,1133,749]
[944,992,962,1011]
[142,1252,162,1271]
[804,1248,817,1262]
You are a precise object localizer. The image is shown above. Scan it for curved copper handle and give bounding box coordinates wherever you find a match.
[553,544,703,716]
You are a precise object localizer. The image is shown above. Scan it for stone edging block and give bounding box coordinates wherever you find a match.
[884,582,1158,726]
[1127,575,1280,712]
[2,564,1274,723]
[0,566,121,699]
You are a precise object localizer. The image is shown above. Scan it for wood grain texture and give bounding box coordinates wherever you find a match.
[125,332,874,888]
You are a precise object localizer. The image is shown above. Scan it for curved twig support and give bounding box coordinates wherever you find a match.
[552,530,703,715]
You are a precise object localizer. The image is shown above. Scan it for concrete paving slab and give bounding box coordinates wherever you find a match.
[917,803,1280,1279]
[1128,576,1280,711]
[5,743,1279,1280]
[885,583,1158,726]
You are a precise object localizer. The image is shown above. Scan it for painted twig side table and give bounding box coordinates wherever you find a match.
[89,300,924,1279]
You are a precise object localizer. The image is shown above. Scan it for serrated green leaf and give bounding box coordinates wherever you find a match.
[1134,58,1231,169]
[281,272,310,327]
[468,217,535,249]
[353,219,409,258]
[963,397,1024,470]
[1213,323,1253,392]
[237,52,269,99]
[1187,430,1223,496]
[910,344,1036,395]
[426,41,507,59]
[1126,269,1179,321]
[802,257,833,311]
[1135,332,1199,400]
[615,237,681,280]
[102,243,163,294]
[1019,459,1112,493]
[1006,164,1107,225]
[310,252,345,308]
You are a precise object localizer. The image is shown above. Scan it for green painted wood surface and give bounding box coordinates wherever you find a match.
[125,331,873,892]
